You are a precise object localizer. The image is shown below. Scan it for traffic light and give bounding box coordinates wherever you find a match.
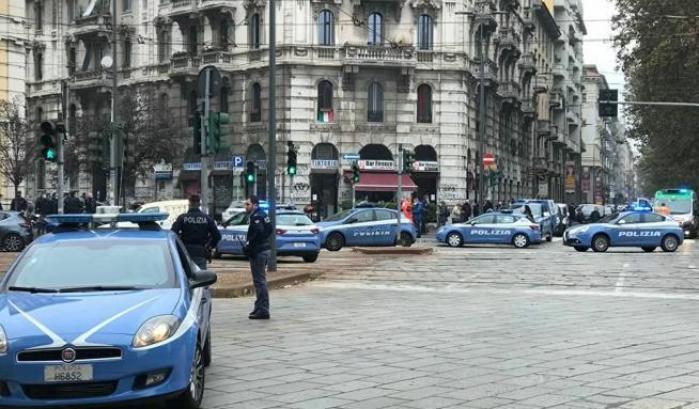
[351,161,360,183]
[287,142,297,176]
[245,161,256,184]
[192,112,202,155]
[598,89,618,118]
[39,121,57,162]
[208,111,231,153]
[402,149,415,173]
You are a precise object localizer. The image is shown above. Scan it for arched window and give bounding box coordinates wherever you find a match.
[317,80,334,123]
[250,83,261,122]
[367,82,384,122]
[220,17,232,47]
[250,13,261,49]
[417,84,432,123]
[318,10,334,46]
[417,14,433,50]
[368,13,383,45]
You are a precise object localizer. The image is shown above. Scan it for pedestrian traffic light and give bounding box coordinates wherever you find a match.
[39,121,57,162]
[352,162,360,183]
[287,142,297,176]
[208,111,231,153]
[192,112,202,155]
[245,161,256,184]
[598,89,618,118]
[402,149,415,173]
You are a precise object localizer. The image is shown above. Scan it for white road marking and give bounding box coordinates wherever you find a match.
[615,263,630,293]
[313,280,699,301]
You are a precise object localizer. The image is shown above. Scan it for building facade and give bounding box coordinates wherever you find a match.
[24,0,585,217]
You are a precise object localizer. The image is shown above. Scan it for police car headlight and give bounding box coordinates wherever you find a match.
[133,316,180,348]
[0,326,7,354]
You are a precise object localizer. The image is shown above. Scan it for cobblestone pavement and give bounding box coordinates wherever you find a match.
[191,239,699,409]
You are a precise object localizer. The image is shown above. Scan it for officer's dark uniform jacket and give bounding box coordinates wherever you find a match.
[245,207,272,256]
[171,208,222,259]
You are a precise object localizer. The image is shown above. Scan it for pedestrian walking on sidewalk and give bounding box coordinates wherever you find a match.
[171,194,221,270]
[244,195,273,320]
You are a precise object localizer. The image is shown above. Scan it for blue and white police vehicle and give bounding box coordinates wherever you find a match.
[316,207,416,251]
[436,211,543,248]
[0,213,216,408]
[563,211,684,253]
[216,210,321,262]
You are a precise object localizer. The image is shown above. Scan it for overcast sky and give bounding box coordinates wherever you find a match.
[583,0,626,116]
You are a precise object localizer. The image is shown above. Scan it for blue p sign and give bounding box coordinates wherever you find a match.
[232,155,244,168]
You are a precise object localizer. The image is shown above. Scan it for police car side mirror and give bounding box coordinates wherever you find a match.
[190,270,217,289]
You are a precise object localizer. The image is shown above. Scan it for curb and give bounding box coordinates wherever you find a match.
[352,247,434,255]
[211,272,322,298]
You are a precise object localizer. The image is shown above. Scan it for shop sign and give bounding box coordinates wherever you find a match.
[413,161,439,172]
[358,159,396,171]
[311,159,339,170]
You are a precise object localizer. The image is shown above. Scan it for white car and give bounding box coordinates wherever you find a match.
[222,201,246,222]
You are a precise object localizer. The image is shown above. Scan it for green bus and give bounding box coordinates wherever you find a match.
[654,189,698,238]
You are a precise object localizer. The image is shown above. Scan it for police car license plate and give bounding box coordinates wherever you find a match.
[44,364,93,382]
[293,242,306,248]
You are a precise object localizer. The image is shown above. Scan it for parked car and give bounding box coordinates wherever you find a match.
[436,211,542,248]
[316,207,416,251]
[0,212,33,252]
[216,210,321,262]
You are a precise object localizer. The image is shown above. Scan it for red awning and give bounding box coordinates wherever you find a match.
[355,172,418,192]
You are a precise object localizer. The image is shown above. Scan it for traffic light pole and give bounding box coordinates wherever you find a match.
[267,0,278,272]
[200,70,211,214]
[109,0,119,207]
[396,144,403,247]
[59,81,68,213]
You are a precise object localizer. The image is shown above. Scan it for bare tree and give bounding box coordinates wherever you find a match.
[0,98,36,196]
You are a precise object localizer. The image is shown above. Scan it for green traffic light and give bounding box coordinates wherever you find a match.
[246,173,255,183]
[46,148,56,160]
[288,166,297,176]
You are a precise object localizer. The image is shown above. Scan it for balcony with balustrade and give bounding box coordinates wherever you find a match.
[341,45,416,68]
[537,119,551,137]
[497,81,521,103]
[167,0,197,17]
[72,13,111,38]
[469,58,498,85]
[496,27,521,52]
[169,53,201,79]
[71,68,112,91]
[518,52,536,76]
[521,99,536,119]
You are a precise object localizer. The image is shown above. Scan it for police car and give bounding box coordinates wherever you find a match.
[316,207,416,251]
[511,200,555,241]
[436,212,543,248]
[563,211,684,253]
[216,210,321,262]
[0,213,216,408]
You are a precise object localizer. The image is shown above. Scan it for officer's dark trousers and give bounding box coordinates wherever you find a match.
[249,250,270,315]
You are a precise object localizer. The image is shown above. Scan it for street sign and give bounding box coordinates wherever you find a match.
[343,153,361,160]
[483,153,495,165]
[231,155,245,169]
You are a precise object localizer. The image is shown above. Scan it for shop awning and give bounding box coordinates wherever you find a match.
[355,172,417,192]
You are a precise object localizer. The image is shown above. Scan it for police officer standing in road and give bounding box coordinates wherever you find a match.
[244,195,273,320]
[171,195,221,270]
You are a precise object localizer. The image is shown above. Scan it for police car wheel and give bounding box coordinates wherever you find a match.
[213,250,222,259]
[592,234,610,253]
[2,233,24,252]
[172,343,205,409]
[512,233,529,249]
[661,235,679,253]
[398,232,413,247]
[326,232,344,252]
[574,246,588,252]
[446,232,463,247]
[642,246,656,253]
[303,254,319,263]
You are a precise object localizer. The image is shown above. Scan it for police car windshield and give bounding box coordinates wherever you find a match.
[4,240,177,291]
[325,209,354,222]
[278,214,313,226]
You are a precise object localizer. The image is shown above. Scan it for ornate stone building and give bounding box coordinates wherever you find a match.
[24,0,584,216]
